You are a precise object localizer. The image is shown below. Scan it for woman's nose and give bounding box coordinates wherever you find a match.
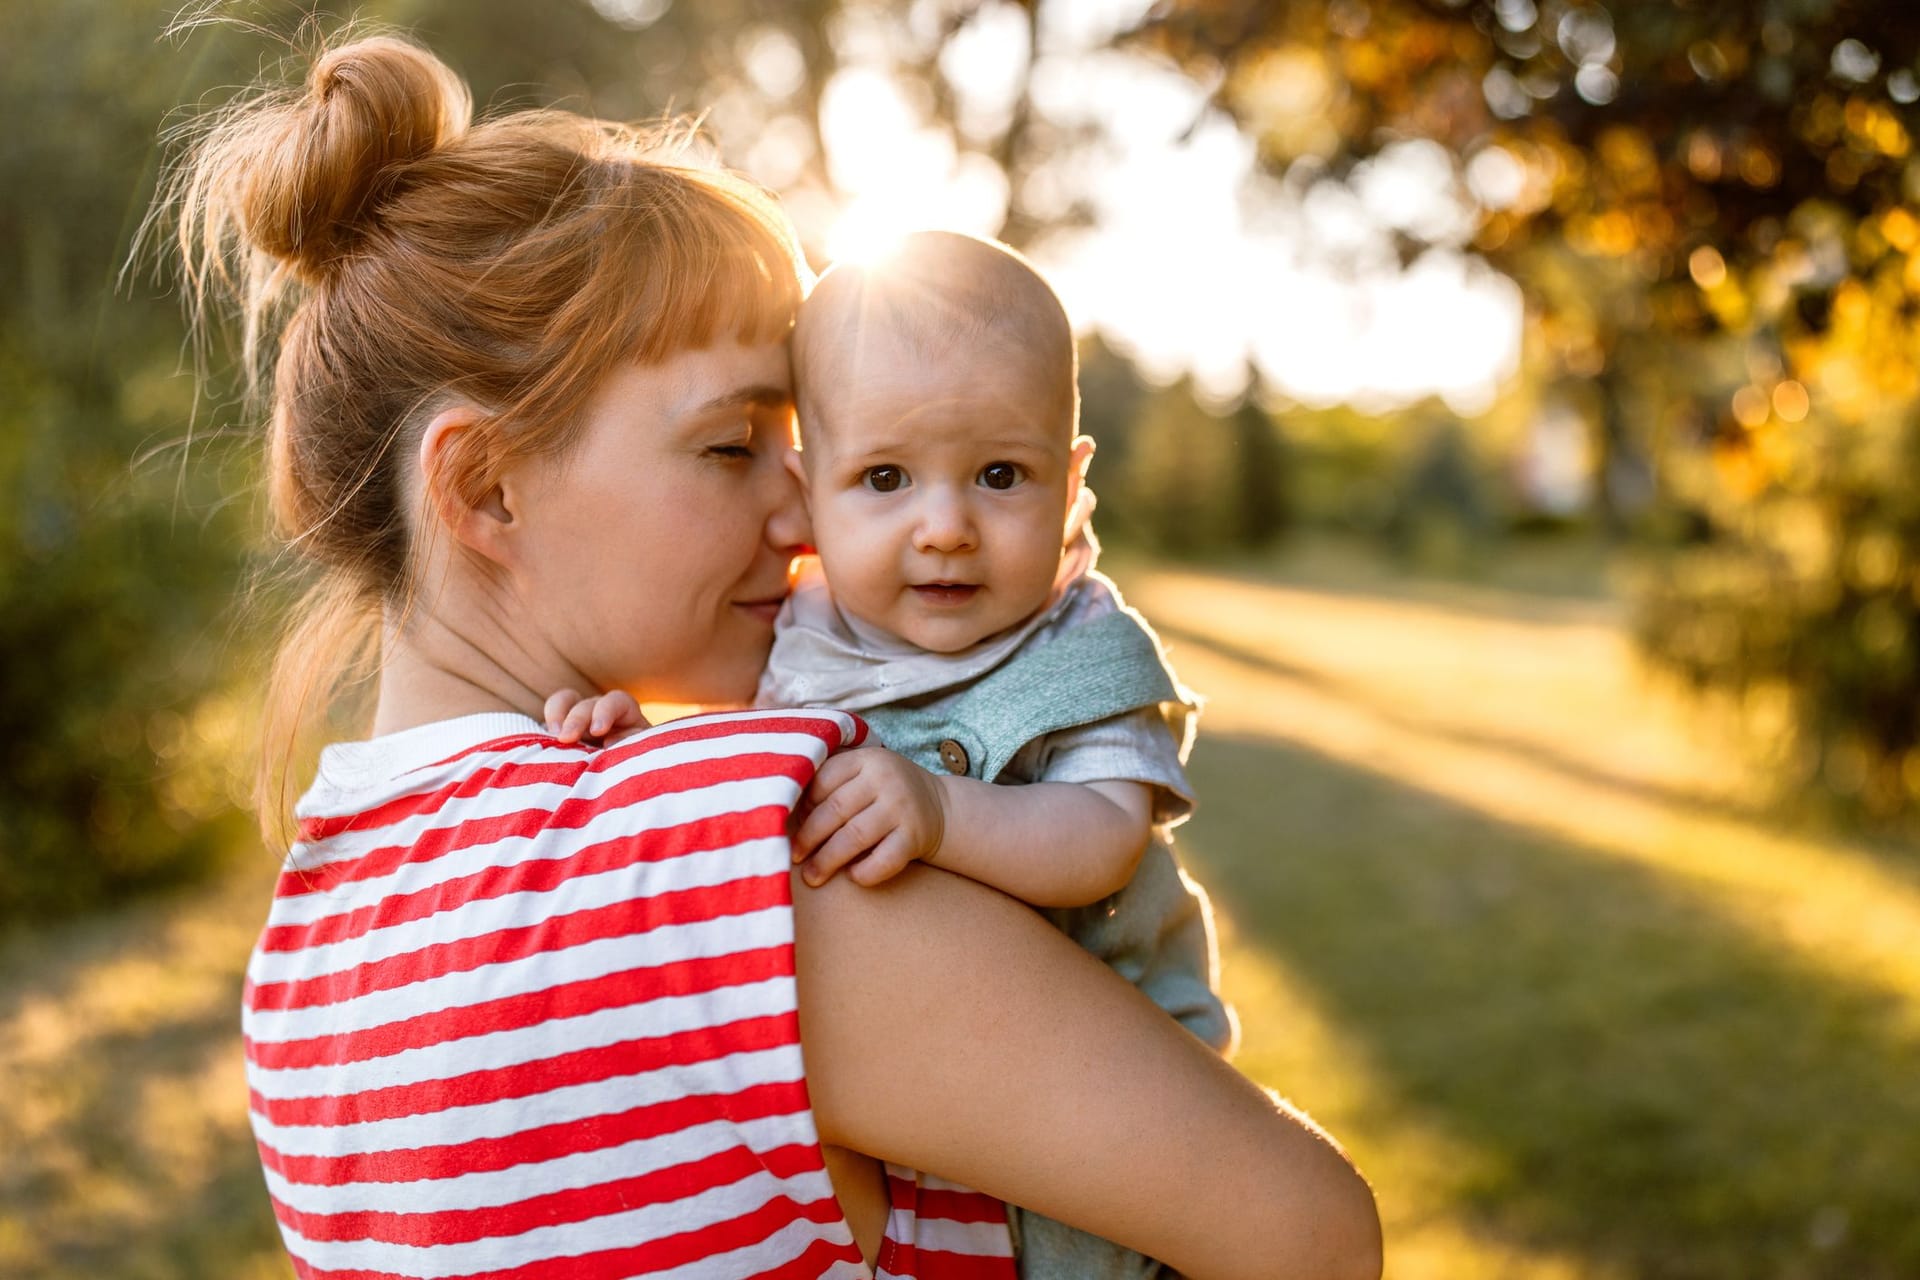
[913,489,977,553]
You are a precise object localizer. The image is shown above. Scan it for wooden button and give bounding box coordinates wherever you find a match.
[937,739,970,775]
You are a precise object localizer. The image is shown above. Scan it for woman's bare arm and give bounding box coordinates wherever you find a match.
[792,864,1383,1280]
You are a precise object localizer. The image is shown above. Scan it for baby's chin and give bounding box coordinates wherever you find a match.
[913,628,997,655]
[894,603,1056,655]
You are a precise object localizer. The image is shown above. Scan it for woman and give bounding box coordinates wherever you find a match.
[174,33,1380,1280]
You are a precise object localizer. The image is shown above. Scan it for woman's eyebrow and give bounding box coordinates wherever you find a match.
[688,383,793,417]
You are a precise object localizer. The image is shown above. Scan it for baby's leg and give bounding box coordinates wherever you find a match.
[1013,1208,1174,1280]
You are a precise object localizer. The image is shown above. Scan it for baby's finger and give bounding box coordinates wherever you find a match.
[799,798,892,886]
[559,699,599,744]
[847,830,916,887]
[799,815,882,888]
[804,750,864,803]
[793,758,868,856]
[792,782,864,859]
[591,691,645,738]
[543,689,584,733]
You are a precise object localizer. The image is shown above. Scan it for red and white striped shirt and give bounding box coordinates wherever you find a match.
[243,708,1016,1279]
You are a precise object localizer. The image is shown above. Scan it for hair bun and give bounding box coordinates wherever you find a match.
[242,36,472,279]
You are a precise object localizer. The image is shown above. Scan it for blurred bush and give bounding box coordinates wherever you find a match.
[1380,421,1497,574]
[0,4,264,921]
[1635,419,1920,817]
[1082,338,1293,556]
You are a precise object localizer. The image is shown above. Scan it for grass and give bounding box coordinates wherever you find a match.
[1121,541,1920,1279]
[0,850,287,1279]
[2,537,1914,1277]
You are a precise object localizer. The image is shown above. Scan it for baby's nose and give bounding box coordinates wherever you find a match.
[913,490,978,553]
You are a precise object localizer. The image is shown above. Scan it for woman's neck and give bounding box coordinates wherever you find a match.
[371,600,588,737]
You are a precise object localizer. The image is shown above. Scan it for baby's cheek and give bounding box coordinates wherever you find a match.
[821,549,896,618]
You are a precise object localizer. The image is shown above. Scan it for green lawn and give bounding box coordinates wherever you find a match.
[2,545,1915,1277]
[1125,549,1920,1279]
[0,848,287,1279]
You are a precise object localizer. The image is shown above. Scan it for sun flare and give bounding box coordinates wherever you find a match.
[823,198,919,267]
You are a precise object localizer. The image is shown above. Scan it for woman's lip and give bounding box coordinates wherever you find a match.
[733,597,785,624]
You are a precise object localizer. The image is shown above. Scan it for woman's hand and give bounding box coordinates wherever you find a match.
[542,688,650,745]
[790,747,947,888]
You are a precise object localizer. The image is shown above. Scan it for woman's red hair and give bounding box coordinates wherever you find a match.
[160,32,807,842]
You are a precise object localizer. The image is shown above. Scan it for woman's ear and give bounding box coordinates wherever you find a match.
[418,405,515,563]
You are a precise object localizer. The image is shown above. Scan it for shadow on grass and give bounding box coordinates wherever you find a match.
[0,871,289,1280]
[1185,731,1920,1280]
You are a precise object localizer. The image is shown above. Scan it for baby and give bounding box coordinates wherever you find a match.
[553,231,1232,1279]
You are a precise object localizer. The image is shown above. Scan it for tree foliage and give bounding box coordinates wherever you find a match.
[1138,0,1920,815]
[0,2,259,918]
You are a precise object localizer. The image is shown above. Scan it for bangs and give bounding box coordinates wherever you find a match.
[604,162,808,364]
[478,126,812,457]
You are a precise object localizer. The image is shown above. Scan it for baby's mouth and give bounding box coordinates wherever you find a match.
[911,582,980,606]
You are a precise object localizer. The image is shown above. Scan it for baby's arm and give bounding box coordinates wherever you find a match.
[792,747,1152,908]
[932,773,1154,907]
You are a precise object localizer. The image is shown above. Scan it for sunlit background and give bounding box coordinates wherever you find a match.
[711,0,1525,411]
[3,1,1919,1276]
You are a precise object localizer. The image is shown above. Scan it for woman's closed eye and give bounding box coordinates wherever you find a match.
[703,422,760,462]
[862,464,908,493]
[978,461,1024,490]
[705,406,787,463]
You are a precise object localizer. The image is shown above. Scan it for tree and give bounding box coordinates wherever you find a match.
[1133,0,1920,816]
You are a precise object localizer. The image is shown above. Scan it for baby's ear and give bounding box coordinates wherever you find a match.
[1068,434,1096,488]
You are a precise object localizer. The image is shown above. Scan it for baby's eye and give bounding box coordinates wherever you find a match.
[863,465,907,493]
[978,462,1023,491]
[706,443,755,461]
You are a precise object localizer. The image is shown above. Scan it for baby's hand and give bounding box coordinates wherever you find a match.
[542,688,650,745]
[792,746,946,888]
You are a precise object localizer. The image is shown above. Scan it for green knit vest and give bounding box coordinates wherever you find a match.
[855,607,1232,1061]
[854,610,1187,783]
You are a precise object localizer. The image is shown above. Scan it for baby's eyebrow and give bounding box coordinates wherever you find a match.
[968,438,1058,453]
[839,433,1053,455]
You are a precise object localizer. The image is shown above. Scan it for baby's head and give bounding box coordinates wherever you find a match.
[790,231,1091,654]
